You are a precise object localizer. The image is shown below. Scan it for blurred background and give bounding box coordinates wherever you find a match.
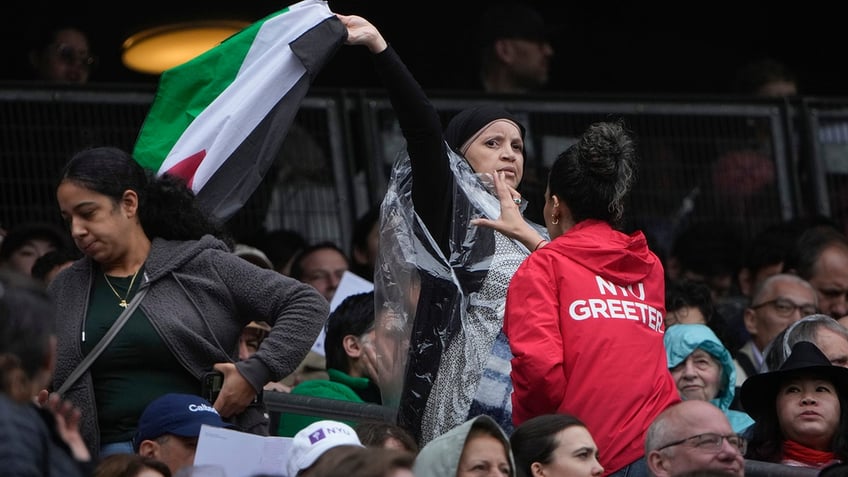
[2,0,846,95]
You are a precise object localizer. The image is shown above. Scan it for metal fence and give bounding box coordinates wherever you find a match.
[358,93,804,260]
[805,98,848,228]
[3,84,843,477]
[0,85,360,249]
[2,83,846,256]
[0,87,152,228]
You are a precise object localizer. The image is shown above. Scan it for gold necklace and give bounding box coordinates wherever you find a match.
[103,269,140,308]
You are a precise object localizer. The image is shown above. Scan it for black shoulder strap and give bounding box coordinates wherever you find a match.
[55,286,148,396]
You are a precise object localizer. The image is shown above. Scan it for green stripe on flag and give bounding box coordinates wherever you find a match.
[130,0,345,221]
[133,9,285,171]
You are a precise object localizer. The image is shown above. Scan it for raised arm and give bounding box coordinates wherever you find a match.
[338,14,453,252]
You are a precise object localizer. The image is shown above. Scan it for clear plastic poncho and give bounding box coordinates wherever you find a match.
[373,145,547,443]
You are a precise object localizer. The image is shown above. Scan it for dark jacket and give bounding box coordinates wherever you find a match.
[0,395,91,477]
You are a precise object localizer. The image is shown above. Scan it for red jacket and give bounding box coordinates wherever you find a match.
[505,219,679,475]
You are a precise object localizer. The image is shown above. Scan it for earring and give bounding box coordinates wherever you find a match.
[551,199,560,224]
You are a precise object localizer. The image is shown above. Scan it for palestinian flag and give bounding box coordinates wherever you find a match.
[133,0,346,222]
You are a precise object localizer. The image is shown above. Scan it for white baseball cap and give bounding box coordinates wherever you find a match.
[286,420,364,477]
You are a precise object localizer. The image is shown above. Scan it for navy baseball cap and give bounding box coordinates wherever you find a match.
[132,393,234,451]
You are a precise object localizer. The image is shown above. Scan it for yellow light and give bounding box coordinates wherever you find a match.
[122,21,250,75]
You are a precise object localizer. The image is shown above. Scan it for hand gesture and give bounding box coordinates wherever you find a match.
[360,338,391,391]
[211,362,258,418]
[360,311,408,405]
[471,171,545,250]
[43,392,91,462]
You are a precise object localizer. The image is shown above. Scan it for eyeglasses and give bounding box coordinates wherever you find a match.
[657,433,747,454]
[750,297,817,317]
[52,44,97,70]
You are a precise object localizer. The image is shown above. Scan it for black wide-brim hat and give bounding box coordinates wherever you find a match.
[740,341,848,421]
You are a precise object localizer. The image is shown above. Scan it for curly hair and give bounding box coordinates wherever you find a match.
[548,120,637,228]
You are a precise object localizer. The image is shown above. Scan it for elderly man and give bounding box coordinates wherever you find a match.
[734,273,818,386]
[645,400,745,477]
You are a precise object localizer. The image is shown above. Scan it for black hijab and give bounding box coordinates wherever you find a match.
[444,105,526,155]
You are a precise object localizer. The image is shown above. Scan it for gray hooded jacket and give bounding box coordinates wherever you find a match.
[413,414,515,477]
[48,235,328,456]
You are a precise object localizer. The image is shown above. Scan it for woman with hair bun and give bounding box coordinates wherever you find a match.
[487,120,679,477]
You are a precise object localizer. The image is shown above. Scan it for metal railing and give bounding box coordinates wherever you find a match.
[6,84,847,253]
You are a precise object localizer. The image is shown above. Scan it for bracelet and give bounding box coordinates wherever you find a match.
[534,239,547,251]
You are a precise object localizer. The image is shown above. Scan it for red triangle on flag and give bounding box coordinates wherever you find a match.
[164,150,206,189]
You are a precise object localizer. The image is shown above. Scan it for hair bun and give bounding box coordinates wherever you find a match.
[577,121,634,181]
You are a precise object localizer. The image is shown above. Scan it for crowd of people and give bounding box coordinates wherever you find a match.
[4,3,848,477]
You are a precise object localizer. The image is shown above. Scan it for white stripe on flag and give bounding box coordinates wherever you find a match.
[157,0,334,193]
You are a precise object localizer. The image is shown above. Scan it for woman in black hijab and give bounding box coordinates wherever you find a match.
[340,14,548,445]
